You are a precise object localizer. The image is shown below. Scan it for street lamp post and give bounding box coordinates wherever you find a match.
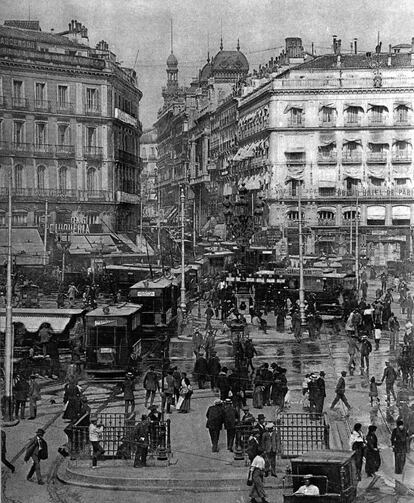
[4,161,17,424]
[180,184,186,319]
[297,183,306,326]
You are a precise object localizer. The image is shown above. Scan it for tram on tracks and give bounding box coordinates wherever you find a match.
[84,303,142,378]
[226,268,355,317]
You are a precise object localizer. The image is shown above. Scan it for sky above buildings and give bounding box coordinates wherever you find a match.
[1,0,414,128]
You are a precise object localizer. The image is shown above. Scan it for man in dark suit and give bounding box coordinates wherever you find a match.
[25,428,48,484]
[223,398,238,452]
[206,399,225,452]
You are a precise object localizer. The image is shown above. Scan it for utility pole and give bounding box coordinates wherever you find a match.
[43,199,48,266]
[298,182,306,326]
[180,185,186,320]
[193,198,196,258]
[4,160,16,423]
[139,182,143,242]
[355,190,360,298]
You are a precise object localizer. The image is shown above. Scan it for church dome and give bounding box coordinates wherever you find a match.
[212,49,249,73]
[167,52,178,67]
[199,60,213,83]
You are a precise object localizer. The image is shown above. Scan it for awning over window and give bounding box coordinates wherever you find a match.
[367,104,389,111]
[286,166,304,180]
[0,228,44,266]
[343,138,362,146]
[0,311,83,333]
[284,147,306,154]
[393,137,412,145]
[368,140,389,147]
[319,103,336,111]
[343,166,363,179]
[392,206,410,219]
[344,103,364,111]
[319,133,336,146]
[393,167,411,179]
[366,166,387,179]
[394,101,413,110]
[284,104,304,114]
[367,206,386,219]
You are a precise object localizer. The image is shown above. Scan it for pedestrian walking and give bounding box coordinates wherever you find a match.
[369,376,381,406]
[388,312,400,351]
[89,414,105,468]
[380,272,387,293]
[205,303,214,331]
[192,330,204,358]
[374,323,382,350]
[28,374,41,420]
[391,420,410,474]
[349,423,365,480]
[252,369,264,409]
[14,374,29,420]
[161,369,175,414]
[407,293,414,322]
[261,363,273,406]
[244,337,257,373]
[381,361,398,406]
[330,371,352,414]
[148,405,161,450]
[206,399,225,452]
[360,335,372,375]
[315,371,326,414]
[307,373,319,415]
[25,428,48,484]
[262,422,279,477]
[247,450,269,503]
[216,367,231,401]
[365,425,381,477]
[207,351,221,391]
[176,372,192,413]
[172,366,181,404]
[143,366,159,409]
[1,430,15,473]
[67,283,78,308]
[193,352,209,389]
[133,414,150,467]
[63,377,82,421]
[122,372,136,414]
[223,398,238,452]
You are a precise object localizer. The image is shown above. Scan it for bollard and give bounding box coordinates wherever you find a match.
[233,428,244,461]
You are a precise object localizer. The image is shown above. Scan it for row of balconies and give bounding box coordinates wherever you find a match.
[0,95,100,116]
[273,187,414,201]
[285,217,410,228]
[0,141,102,158]
[285,116,409,128]
[0,187,114,202]
[316,151,412,164]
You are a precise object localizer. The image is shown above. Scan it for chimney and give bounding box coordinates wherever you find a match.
[337,54,341,68]
[337,39,342,54]
[354,38,358,54]
[311,42,314,56]
[332,35,337,54]
[388,44,392,67]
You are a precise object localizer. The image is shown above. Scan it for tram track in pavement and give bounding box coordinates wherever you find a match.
[2,379,122,503]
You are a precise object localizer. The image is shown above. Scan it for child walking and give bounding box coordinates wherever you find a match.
[369,376,381,406]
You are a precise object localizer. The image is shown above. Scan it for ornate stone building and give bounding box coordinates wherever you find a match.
[0,20,142,243]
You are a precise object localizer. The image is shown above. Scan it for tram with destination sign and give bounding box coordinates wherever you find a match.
[226,268,355,317]
[84,303,142,378]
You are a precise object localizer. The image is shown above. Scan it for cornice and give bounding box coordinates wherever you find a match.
[270,87,414,96]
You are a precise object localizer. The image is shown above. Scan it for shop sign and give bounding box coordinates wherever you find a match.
[50,215,91,234]
[94,319,117,327]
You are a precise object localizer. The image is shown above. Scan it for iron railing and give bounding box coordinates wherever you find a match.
[65,413,171,463]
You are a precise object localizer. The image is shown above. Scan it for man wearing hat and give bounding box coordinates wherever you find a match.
[206,399,225,452]
[28,374,41,420]
[360,335,372,375]
[307,374,319,415]
[207,351,221,391]
[391,419,411,474]
[122,372,136,414]
[223,398,238,452]
[381,361,398,406]
[315,371,326,414]
[134,414,150,467]
[25,428,48,484]
[255,413,267,447]
[330,371,352,414]
[294,474,320,495]
[88,414,105,468]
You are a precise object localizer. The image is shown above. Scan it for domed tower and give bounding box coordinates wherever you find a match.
[166,50,178,90]
[209,38,249,84]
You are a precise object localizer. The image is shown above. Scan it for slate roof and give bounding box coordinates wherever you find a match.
[212,49,249,72]
[294,52,412,70]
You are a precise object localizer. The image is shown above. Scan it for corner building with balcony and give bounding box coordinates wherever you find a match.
[0,20,142,237]
[240,39,414,263]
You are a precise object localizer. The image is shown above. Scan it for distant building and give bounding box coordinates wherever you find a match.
[140,128,158,221]
[0,19,142,250]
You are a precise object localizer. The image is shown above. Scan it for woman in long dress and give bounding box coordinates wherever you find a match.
[252,371,264,409]
[365,425,381,477]
[63,377,82,421]
[177,372,192,413]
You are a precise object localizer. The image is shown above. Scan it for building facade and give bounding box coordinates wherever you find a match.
[0,20,142,243]
[140,127,158,221]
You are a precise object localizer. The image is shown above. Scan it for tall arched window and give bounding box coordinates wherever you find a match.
[58,166,67,192]
[87,167,96,192]
[14,164,23,189]
[37,165,45,189]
